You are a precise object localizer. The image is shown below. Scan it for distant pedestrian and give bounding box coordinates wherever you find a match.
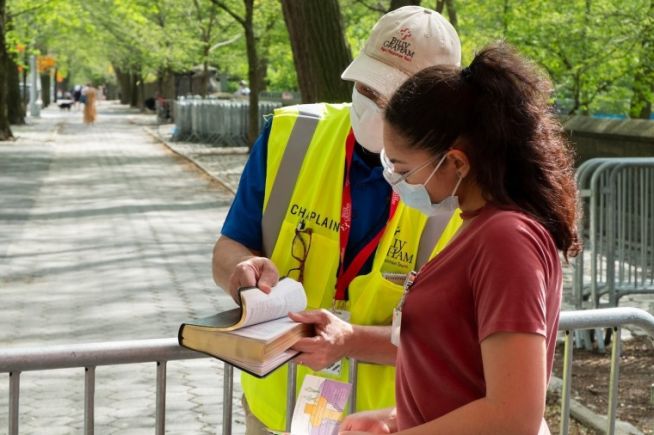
[83,84,97,124]
[234,80,250,97]
[73,85,82,110]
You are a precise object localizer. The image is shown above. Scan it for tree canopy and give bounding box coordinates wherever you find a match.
[0,0,651,138]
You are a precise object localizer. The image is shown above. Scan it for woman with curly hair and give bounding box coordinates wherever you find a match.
[340,42,580,435]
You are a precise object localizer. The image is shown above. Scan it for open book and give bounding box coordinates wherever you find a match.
[178,277,313,377]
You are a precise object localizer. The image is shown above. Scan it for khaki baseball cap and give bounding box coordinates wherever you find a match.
[341,6,461,99]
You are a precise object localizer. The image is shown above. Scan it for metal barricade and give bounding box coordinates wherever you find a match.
[558,307,654,435]
[171,98,281,146]
[0,341,357,435]
[2,308,652,435]
[574,158,654,309]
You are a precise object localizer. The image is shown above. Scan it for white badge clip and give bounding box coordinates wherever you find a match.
[391,270,417,347]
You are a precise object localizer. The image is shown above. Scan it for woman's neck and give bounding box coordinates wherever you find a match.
[458,183,487,215]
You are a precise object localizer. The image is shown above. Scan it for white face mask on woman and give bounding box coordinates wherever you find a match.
[381,150,462,217]
[350,87,384,153]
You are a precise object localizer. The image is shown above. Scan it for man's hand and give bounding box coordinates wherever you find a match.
[227,256,279,303]
[339,408,397,434]
[289,309,354,371]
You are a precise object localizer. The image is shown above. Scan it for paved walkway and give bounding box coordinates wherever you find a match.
[0,102,246,434]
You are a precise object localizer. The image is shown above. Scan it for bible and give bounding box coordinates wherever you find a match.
[178,277,313,378]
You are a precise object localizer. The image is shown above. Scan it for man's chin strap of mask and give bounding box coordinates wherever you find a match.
[350,87,384,153]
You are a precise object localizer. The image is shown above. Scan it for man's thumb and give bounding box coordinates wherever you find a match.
[256,259,279,292]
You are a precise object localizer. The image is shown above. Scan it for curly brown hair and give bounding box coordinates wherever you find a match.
[385,42,580,257]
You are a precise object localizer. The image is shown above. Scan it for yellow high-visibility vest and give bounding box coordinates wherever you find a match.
[242,103,461,430]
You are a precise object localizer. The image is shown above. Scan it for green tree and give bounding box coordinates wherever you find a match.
[629,0,653,119]
[209,0,280,145]
[0,0,13,139]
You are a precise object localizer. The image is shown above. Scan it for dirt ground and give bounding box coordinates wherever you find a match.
[545,333,654,434]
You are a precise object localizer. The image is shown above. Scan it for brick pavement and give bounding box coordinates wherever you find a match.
[0,102,246,434]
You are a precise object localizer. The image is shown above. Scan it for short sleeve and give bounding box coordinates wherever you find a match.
[469,215,554,342]
[220,119,272,251]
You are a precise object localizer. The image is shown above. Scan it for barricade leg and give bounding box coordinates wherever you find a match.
[560,331,573,435]
[223,363,233,435]
[9,371,20,435]
[286,362,297,432]
[155,361,166,435]
[607,327,621,435]
[85,366,95,435]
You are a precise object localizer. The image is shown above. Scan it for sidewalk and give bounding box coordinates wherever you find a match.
[0,101,246,434]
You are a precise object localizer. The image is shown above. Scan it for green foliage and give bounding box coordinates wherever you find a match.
[5,0,652,116]
[455,0,652,116]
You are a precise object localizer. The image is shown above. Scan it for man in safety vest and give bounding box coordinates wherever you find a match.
[212,6,461,434]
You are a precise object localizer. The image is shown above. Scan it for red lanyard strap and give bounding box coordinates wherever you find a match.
[334,130,399,302]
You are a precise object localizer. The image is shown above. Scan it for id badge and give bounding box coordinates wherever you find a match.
[391,308,402,347]
[319,309,351,376]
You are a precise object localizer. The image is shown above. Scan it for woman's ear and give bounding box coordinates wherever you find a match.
[448,149,470,178]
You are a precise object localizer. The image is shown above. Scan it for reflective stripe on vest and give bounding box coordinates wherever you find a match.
[261,104,324,256]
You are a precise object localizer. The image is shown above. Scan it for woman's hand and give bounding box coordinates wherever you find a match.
[289,310,354,371]
[339,408,397,434]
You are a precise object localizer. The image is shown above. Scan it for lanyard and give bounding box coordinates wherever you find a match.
[334,130,400,302]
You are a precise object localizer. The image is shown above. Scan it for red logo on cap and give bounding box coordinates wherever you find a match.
[399,27,411,40]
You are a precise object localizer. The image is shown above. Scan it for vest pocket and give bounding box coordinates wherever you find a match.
[348,272,404,326]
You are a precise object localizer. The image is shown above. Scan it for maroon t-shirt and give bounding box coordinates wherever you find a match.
[395,205,562,429]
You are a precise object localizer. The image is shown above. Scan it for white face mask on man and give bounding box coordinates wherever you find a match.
[350,87,384,153]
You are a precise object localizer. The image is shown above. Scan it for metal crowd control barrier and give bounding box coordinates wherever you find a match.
[2,308,653,435]
[173,97,281,146]
[574,158,654,310]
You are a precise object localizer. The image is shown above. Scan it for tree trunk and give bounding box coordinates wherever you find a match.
[53,68,57,102]
[200,59,209,97]
[130,72,139,107]
[40,73,50,107]
[163,69,175,100]
[282,0,352,104]
[0,0,13,140]
[443,0,458,29]
[138,72,145,111]
[114,66,132,104]
[629,0,653,119]
[22,52,27,105]
[244,0,260,146]
[389,0,421,11]
[7,52,24,124]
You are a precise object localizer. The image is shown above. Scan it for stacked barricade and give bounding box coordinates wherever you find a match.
[173,96,281,146]
[573,157,654,311]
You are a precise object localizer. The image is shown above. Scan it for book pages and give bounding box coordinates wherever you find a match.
[231,317,301,341]
[241,278,307,327]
